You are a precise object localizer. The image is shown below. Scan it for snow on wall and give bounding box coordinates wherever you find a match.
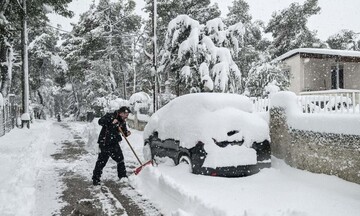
[269,93,360,184]
[271,91,360,135]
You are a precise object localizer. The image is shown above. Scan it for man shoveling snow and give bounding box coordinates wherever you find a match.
[92,106,132,185]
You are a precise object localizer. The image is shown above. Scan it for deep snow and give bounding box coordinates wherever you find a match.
[1,119,359,216]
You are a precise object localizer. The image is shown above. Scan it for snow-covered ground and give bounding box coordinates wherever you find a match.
[0,119,359,216]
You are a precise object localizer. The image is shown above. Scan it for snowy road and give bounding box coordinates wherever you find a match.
[43,121,161,215]
[0,120,160,216]
[1,120,359,216]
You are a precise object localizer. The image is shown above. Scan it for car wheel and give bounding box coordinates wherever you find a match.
[178,155,193,173]
[143,142,152,161]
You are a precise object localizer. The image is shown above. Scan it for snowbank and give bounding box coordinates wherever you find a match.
[0,120,54,215]
[132,165,226,216]
[133,158,360,216]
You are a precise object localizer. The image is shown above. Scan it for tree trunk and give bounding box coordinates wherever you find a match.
[70,77,81,119]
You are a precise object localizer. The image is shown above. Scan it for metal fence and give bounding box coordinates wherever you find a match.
[252,90,360,114]
[299,90,360,114]
[0,95,18,137]
[251,98,270,112]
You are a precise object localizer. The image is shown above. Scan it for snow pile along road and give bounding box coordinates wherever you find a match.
[0,121,53,215]
[132,164,226,216]
[132,158,360,216]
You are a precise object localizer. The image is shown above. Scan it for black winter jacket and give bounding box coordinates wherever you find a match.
[97,111,129,147]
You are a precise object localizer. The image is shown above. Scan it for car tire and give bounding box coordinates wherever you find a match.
[178,155,193,173]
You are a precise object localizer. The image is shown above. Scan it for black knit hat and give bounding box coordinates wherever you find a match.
[118,106,131,113]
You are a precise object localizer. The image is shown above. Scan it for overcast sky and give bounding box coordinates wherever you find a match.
[48,0,360,41]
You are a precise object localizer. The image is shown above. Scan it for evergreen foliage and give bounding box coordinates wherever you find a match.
[60,0,141,118]
[245,58,290,97]
[326,30,360,51]
[225,0,270,90]
[265,0,324,58]
[159,15,242,96]
[0,0,73,98]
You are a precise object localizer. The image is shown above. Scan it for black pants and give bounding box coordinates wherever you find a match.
[92,143,127,182]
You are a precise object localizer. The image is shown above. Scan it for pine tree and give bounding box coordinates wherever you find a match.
[0,0,72,98]
[265,0,324,58]
[326,30,360,51]
[245,56,290,97]
[160,15,242,96]
[28,28,67,117]
[141,0,222,98]
[225,0,252,26]
[60,0,141,118]
[225,0,271,90]
[144,0,221,46]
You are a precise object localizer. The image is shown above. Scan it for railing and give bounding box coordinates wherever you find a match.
[251,89,360,114]
[299,89,360,114]
[0,95,18,137]
[251,98,270,112]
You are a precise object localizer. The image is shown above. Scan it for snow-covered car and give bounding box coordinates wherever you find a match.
[143,93,271,177]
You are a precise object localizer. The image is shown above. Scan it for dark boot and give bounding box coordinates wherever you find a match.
[92,179,100,186]
[117,160,127,179]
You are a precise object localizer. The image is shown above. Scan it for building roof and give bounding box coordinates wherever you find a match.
[276,48,360,61]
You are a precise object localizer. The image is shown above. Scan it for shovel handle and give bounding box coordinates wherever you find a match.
[118,127,143,165]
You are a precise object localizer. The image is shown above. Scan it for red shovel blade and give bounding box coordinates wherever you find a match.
[134,160,153,175]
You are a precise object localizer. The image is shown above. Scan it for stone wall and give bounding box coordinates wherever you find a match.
[270,108,360,184]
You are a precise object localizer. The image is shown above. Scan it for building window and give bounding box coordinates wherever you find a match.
[331,65,344,89]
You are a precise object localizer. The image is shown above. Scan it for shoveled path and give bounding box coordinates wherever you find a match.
[51,122,161,216]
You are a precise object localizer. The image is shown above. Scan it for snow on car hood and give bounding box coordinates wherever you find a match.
[200,107,268,166]
[144,92,269,145]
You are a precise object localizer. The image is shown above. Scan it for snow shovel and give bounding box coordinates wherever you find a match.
[118,127,153,175]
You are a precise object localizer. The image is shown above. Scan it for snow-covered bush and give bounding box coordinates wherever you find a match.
[245,60,290,97]
[129,92,151,115]
[93,96,130,115]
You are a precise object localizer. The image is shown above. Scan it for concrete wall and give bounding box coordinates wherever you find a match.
[344,63,360,89]
[283,55,302,94]
[303,58,331,91]
[270,107,360,184]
